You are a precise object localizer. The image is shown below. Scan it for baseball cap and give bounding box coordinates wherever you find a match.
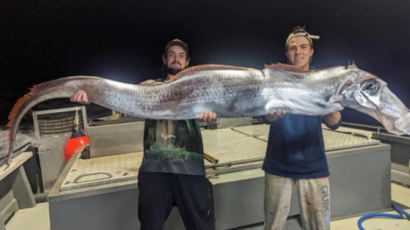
[164,38,189,57]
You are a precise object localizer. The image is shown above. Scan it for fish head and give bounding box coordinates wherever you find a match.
[340,66,410,135]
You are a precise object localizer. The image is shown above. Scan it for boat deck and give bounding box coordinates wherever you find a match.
[2,123,410,229]
[5,183,410,230]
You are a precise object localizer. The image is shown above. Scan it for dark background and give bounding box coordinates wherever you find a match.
[1,0,409,127]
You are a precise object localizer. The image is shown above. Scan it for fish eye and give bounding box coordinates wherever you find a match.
[361,79,379,95]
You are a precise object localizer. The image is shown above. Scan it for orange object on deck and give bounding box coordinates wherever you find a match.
[64,132,89,162]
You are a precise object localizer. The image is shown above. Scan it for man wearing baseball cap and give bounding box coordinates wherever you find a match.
[137,38,215,230]
[70,38,216,230]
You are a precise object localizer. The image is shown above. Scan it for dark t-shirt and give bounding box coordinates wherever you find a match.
[262,114,329,179]
[140,119,205,175]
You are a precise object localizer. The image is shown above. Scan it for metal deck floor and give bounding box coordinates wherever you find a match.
[5,183,410,230]
[4,124,408,229]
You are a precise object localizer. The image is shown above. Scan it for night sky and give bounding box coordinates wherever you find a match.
[1,0,409,127]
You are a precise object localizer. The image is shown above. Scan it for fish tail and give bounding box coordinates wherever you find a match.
[7,130,13,167]
[7,83,43,128]
[4,76,98,166]
[5,83,43,166]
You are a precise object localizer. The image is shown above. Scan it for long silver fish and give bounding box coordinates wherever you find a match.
[3,63,410,166]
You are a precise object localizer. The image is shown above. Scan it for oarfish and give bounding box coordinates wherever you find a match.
[3,63,410,166]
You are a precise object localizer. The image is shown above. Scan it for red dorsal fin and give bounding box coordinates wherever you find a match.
[264,63,309,73]
[7,83,43,128]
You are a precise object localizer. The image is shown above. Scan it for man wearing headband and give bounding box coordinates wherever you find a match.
[262,26,341,230]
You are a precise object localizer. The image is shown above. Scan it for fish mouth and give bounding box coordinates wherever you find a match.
[377,109,410,135]
[350,85,410,136]
[389,111,410,135]
[374,88,410,136]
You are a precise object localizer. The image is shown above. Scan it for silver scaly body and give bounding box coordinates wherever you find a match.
[3,64,410,166]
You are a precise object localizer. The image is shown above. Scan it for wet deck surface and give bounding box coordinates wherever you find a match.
[5,183,410,230]
[331,183,410,229]
[3,124,409,229]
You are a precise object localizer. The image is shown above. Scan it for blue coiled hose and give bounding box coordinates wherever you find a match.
[357,203,410,230]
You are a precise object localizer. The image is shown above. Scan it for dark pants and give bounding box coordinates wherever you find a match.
[138,172,211,230]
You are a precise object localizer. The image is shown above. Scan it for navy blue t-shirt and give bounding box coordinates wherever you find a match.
[262,114,329,179]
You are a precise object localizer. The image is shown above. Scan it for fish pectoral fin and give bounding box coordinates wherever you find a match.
[326,95,345,111]
[327,95,342,104]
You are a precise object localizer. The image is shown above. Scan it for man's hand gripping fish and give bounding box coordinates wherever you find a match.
[4,63,410,166]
